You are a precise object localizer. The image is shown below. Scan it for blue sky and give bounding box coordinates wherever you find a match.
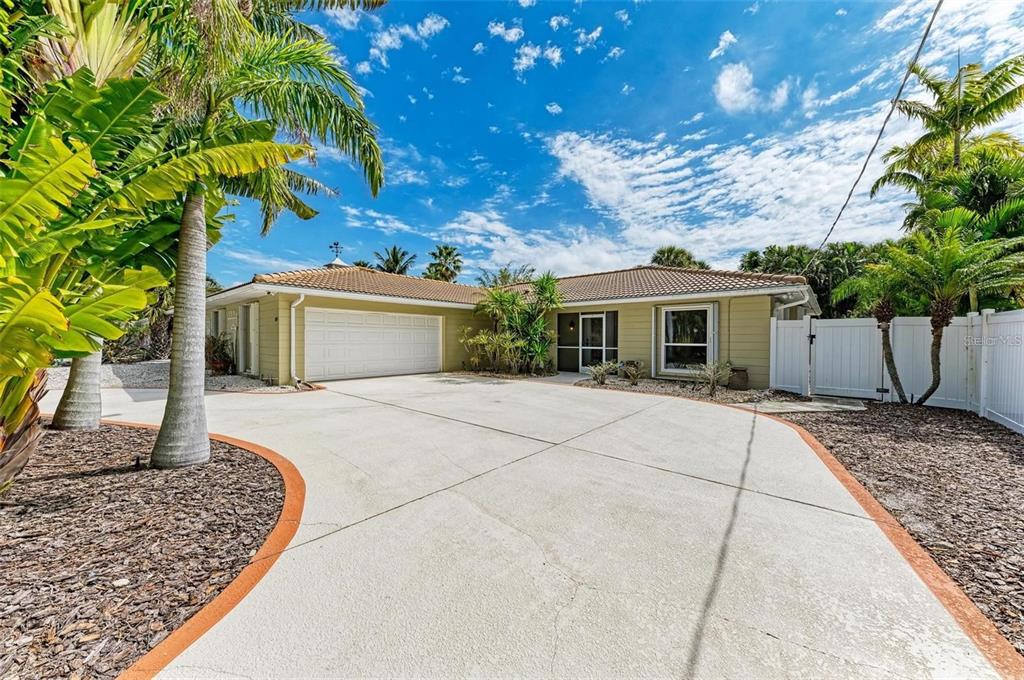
[210,0,1024,286]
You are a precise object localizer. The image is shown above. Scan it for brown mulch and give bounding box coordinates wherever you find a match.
[0,423,284,679]
[577,376,810,404]
[786,404,1024,656]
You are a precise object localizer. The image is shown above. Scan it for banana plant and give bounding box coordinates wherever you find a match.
[0,68,308,491]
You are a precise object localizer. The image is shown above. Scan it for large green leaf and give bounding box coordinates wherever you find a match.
[0,277,67,375]
[102,140,308,211]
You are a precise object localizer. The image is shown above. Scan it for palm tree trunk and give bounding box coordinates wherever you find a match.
[51,348,102,430]
[151,191,210,468]
[916,327,945,406]
[878,323,908,404]
[968,285,978,313]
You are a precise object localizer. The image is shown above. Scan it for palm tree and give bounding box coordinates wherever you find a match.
[873,215,1024,405]
[886,57,1024,172]
[374,246,416,274]
[651,245,709,269]
[832,269,920,403]
[352,259,371,268]
[476,263,535,287]
[149,0,385,468]
[423,244,463,282]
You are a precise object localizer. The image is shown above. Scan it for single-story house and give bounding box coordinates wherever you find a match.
[205,261,820,388]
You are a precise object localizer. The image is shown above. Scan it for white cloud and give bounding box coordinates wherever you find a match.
[768,79,790,111]
[605,46,625,60]
[326,7,361,30]
[224,249,321,273]
[574,25,602,53]
[513,43,541,76]
[708,30,737,60]
[453,73,470,84]
[368,14,449,68]
[518,0,537,7]
[835,7,847,16]
[489,125,501,134]
[549,15,570,30]
[416,13,449,38]
[543,102,929,268]
[683,112,705,125]
[713,63,758,113]
[744,2,760,15]
[546,102,563,115]
[488,21,525,43]
[441,209,634,276]
[422,87,434,100]
[621,83,634,95]
[543,44,563,67]
[407,94,417,104]
[355,61,372,75]
[614,9,631,26]
[390,167,428,185]
[472,41,486,54]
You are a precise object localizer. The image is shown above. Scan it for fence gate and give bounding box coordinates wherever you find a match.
[810,318,886,400]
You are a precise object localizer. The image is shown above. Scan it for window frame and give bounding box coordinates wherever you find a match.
[660,303,717,375]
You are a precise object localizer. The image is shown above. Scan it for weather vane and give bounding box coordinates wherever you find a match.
[329,241,343,258]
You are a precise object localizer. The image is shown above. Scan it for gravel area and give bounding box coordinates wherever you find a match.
[0,423,284,678]
[46,362,299,393]
[786,404,1024,655]
[577,376,809,404]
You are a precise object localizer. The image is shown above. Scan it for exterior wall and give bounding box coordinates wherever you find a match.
[550,295,773,389]
[280,294,487,384]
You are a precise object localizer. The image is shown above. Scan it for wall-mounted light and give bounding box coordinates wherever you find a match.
[569,319,576,332]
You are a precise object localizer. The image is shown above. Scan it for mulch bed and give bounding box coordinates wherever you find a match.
[577,376,810,404]
[786,404,1024,656]
[0,422,284,679]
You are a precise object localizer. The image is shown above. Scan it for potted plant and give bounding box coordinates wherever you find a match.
[206,333,234,375]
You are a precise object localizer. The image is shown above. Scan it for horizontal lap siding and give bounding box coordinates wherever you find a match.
[726,295,771,388]
[281,294,486,382]
[552,295,771,387]
[258,296,281,383]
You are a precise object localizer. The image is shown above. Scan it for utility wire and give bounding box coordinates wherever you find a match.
[801,0,944,275]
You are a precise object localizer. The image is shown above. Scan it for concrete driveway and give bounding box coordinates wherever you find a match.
[42,374,997,678]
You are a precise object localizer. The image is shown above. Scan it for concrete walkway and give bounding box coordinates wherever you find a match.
[41,375,997,678]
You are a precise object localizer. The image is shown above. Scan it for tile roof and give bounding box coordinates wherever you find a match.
[246,264,807,306]
[537,265,807,303]
[252,266,485,305]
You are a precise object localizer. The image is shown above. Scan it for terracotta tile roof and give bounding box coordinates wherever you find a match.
[247,264,806,306]
[252,266,485,305]
[545,265,807,303]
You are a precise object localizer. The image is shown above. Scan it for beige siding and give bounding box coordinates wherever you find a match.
[270,294,487,385]
[258,295,282,383]
[550,295,773,388]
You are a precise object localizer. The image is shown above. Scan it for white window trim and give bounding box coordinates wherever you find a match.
[211,309,225,337]
[660,303,718,375]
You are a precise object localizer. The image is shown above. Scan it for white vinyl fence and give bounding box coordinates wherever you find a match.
[769,309,1024,434]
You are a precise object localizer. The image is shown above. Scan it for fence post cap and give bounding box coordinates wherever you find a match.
[981,308,996,315]
[966,311,979,317]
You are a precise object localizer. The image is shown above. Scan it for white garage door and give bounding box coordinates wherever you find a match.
[304,308,443,380]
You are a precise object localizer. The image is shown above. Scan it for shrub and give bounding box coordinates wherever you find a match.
[587,361,619,386]
[620,361,644,386]
[690,360,732,397]
[461,272,562,375]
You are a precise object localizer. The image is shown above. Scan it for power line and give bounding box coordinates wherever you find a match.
[801,0,944,275]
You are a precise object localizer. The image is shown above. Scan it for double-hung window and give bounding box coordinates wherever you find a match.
[661,304,716,373]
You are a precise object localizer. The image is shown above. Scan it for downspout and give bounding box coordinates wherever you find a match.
[773,287,811,319]
[289,294,305,386]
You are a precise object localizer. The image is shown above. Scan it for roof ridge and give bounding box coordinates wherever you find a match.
[643,264,807,284]
[253,265,482,289]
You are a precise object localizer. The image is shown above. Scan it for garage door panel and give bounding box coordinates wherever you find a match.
[305,308,442,380]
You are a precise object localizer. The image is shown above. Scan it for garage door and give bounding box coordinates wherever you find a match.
[304,308,442,380]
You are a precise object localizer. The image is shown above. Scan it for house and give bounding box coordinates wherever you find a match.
[205,262,820,388]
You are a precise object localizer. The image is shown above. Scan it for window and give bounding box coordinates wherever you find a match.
[211,309,224,336]
[661,304,716,373]
[556,311,618,371]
